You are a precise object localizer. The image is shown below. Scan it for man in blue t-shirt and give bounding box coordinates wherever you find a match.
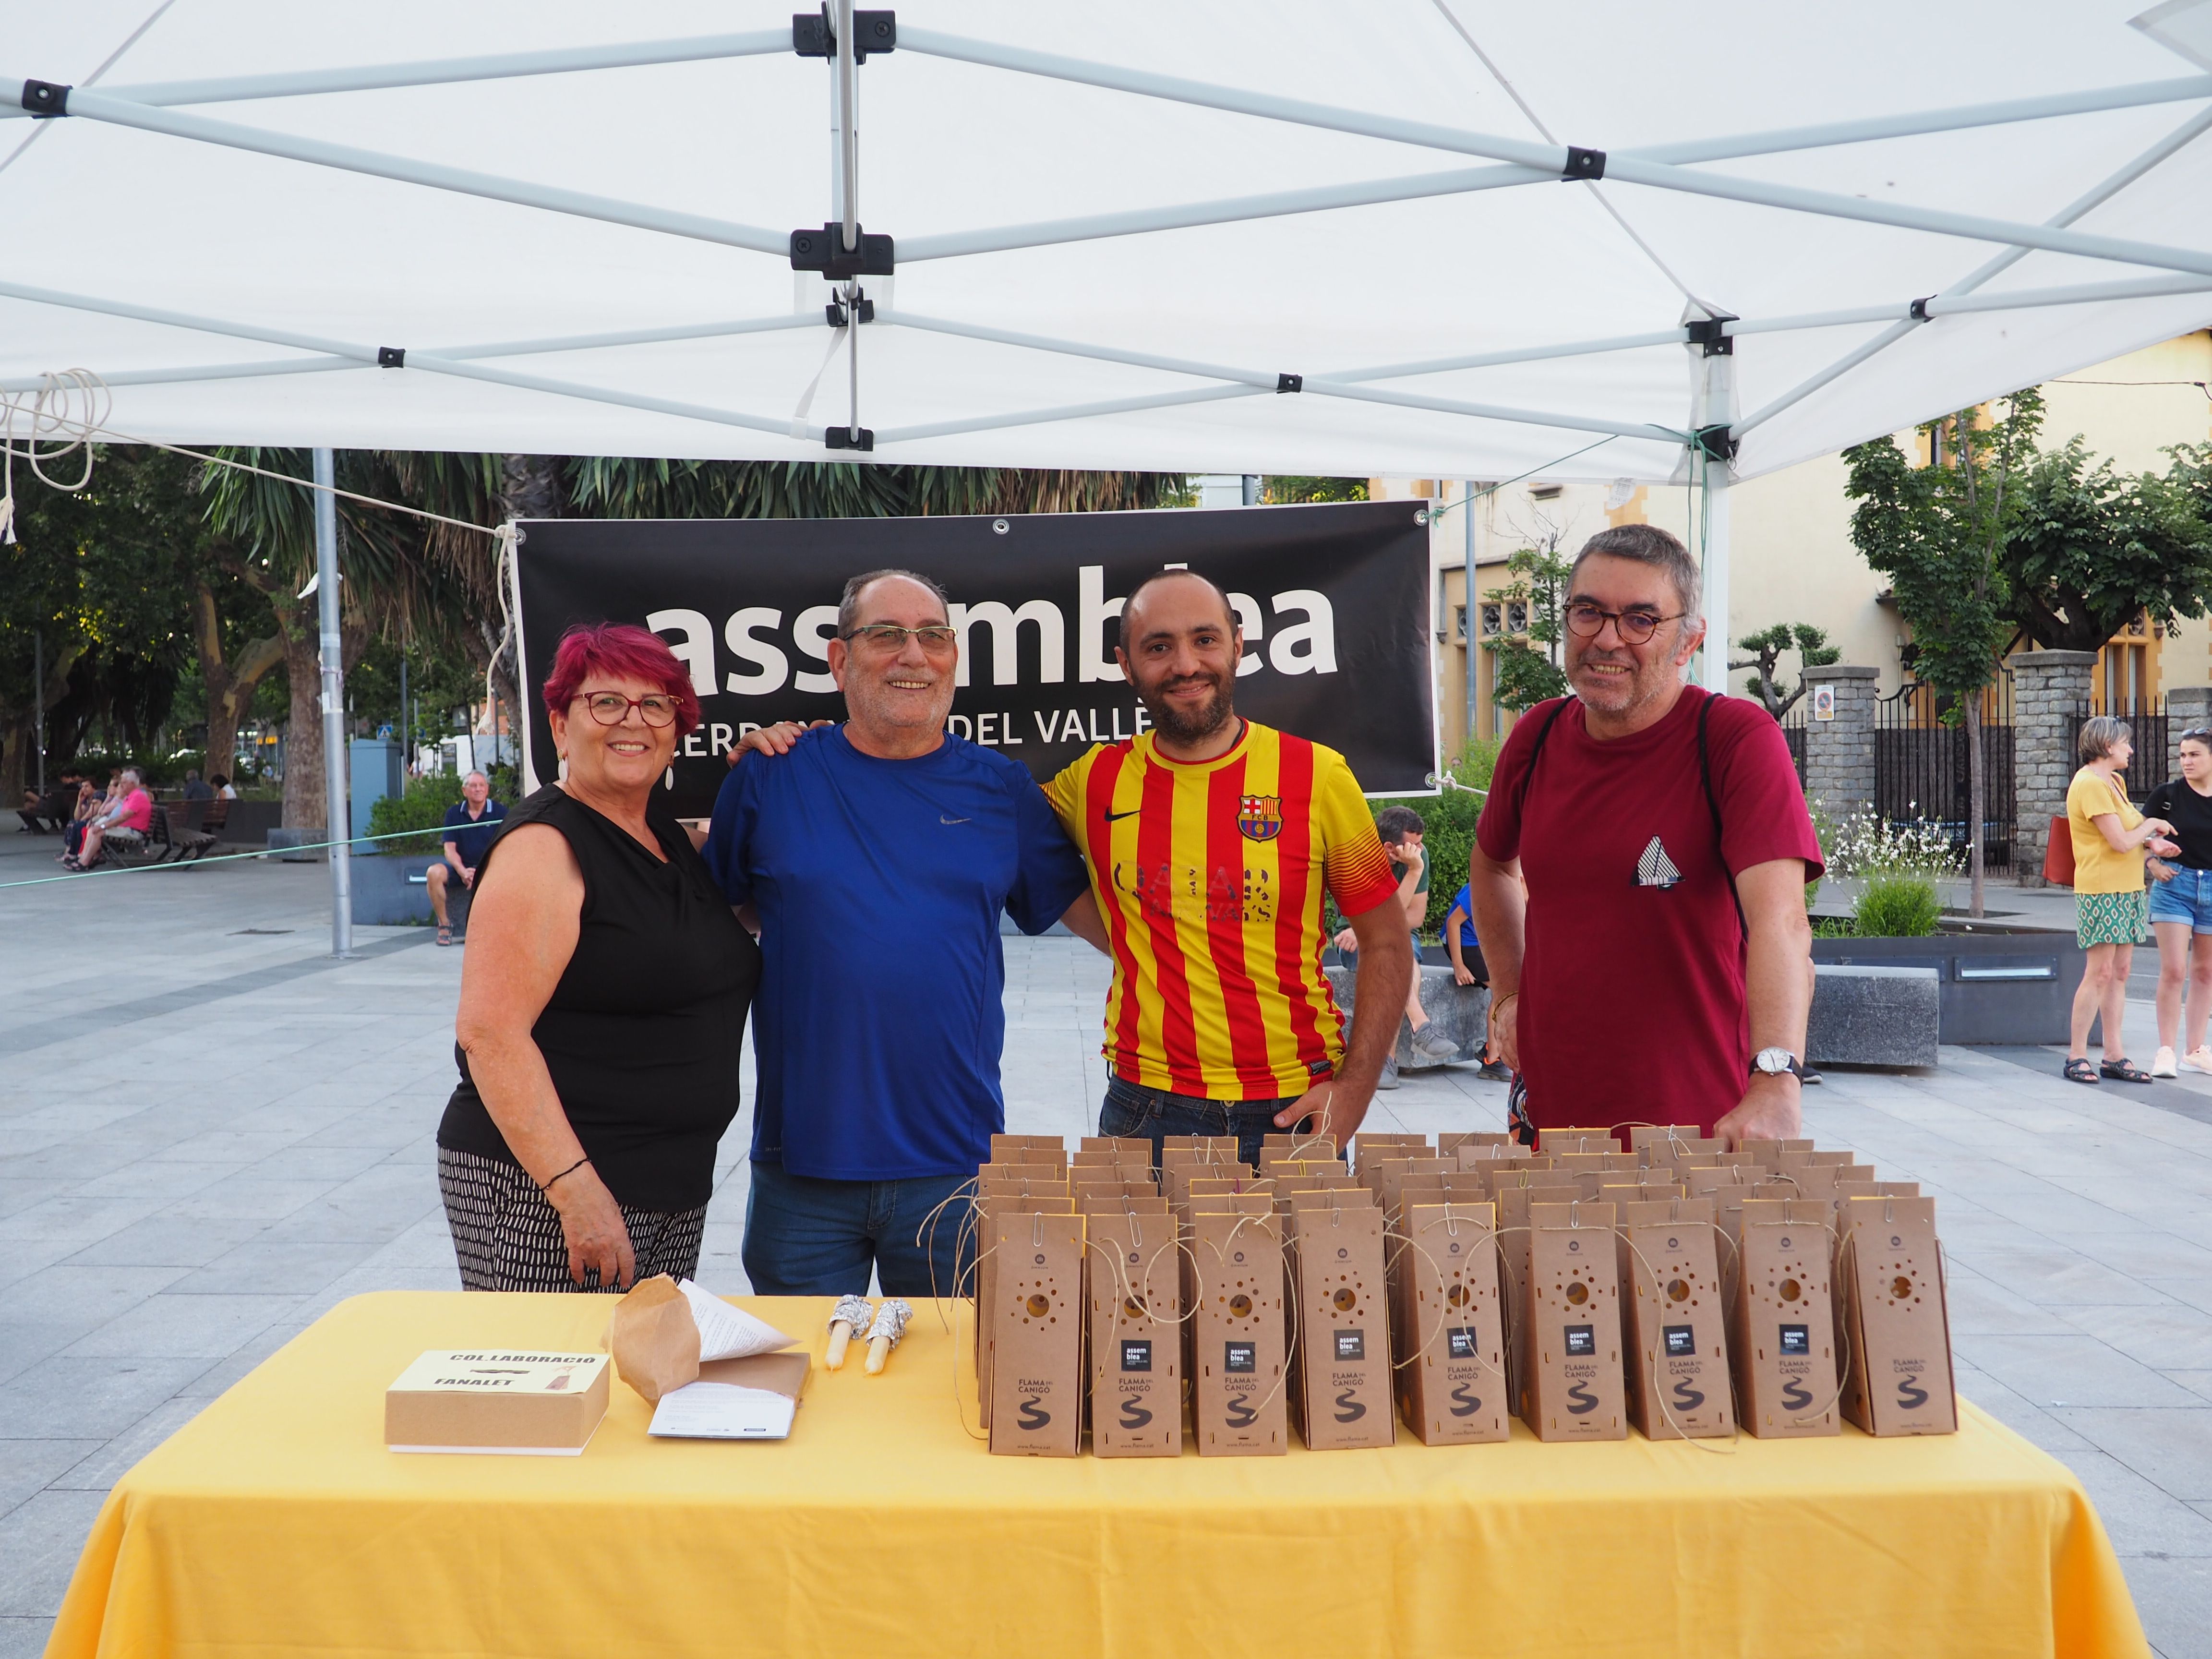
[702,569,1093,1298]
[430,769,505,946]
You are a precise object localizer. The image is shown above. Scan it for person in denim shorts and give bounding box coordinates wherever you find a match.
[2143,727,2212,1076]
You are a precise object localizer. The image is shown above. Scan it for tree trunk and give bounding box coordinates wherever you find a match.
[1965,693,1986,919]
[0,713,28,807]
[280,625,326,831]
[191,584,284,785]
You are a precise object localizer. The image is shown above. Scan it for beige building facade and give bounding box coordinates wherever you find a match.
[1412,330,2212,765]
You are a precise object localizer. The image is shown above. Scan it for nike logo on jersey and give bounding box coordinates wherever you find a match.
[940,815,972,825]
[1103,808,1143,821]
[1635,835,1682,889]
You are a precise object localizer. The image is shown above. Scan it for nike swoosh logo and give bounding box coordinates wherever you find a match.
[940,815,972,825]
[1103,808,1142,821]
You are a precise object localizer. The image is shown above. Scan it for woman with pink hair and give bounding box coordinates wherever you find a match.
[437,623,760,1291]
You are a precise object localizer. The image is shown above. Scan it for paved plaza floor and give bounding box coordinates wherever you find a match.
[2,829,2210,1657]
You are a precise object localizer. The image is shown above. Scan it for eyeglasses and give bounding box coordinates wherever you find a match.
[842,623,959,654]
[574,691,679,727]
[1564,601,1685,645]
[2183,727,2212,744]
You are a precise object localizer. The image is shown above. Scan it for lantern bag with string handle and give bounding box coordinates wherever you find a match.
[1283,1190,1394,1451]
[1082,1198,1183,1457]
[1525,1201,1628,1442]
[1616,1199,1736,1440]
[1187,1199,1288,1456]
[1731,1198,1842,1438]
[1837,1194,1958,1435]
[985,1207,1087,1457]
[1396,1200,1511,1444]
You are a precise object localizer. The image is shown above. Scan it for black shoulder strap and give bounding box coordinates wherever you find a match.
[1698,693,1751,943]
[1512,696,1576,825]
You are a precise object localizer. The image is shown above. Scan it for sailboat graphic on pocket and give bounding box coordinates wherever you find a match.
[1635,836,1682,889]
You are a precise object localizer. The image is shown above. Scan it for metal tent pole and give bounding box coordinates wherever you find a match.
[32,628,43,797]
[314,446,352,958]
[1688,331,1736,697]
[1463,484,1479,754]
[1698,463,1731,696]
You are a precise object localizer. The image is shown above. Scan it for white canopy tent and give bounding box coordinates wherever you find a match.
[6,0,2212,946]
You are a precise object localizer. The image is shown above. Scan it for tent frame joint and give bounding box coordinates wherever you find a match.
[793,7,897,62]
[791,223,895,276]
[21,79,69,117]
[1685,315,1739,356]
[1561,144,1606,181]
[1692,423,1739,462]
[376,346,405,368]
[824,424,875,451]
[1276,373,1302,393]
[826,290,876,326]
[1908,295,1936,321]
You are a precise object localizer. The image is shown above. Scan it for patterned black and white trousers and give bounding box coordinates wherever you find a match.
[438,1146,708,1292]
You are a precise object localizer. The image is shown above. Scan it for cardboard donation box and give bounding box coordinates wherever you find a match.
[1733,1199,1840,1438]
[985,1208,1087,1457]
[1838,1196,1958,1436]
[1395,1201,1510,1444]
[385,1351,610,1454]
[1524,1202,1626,1441]
[1616,1200,1734,1441]
[1188,1205,1288,1455]
[1285,1196,1394,1450]
[1085,1204,1183,1457]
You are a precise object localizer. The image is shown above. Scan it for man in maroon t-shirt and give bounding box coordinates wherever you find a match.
[1468,524,1822,1145]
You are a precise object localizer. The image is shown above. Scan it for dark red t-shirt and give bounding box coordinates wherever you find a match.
[1476,688,1823,1136]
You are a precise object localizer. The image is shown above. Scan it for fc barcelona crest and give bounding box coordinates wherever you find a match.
[1237,794,1283,842]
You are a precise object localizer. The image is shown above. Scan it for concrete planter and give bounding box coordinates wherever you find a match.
[349,852,439,926]
[1323,963,1489,1070]
[1811,927,2085,1046]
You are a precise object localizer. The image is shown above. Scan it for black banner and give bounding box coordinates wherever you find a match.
[512,500,1436,818]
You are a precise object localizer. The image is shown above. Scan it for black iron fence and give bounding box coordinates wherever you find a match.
[1874,672,2017,868]
[2072,697,2170,796]
[1780,708,1807,787]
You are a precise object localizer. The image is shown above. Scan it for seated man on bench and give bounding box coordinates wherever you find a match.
[70,768,153,870]
[429,769,505,946]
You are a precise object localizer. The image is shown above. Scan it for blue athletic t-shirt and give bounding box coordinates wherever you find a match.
[703,727,1090,1181]
[1446,881,1480,949]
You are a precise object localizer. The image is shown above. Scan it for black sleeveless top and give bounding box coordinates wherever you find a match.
[437,784,761,1212]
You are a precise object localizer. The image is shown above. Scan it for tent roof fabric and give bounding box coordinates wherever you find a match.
[4,0,2211,482]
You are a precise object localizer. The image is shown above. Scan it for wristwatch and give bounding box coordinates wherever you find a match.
[1749,1046,1806,1081]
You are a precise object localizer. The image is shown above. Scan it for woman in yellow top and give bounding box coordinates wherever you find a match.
[2065,716,2178,1084]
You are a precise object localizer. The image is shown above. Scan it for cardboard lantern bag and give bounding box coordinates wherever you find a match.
[1615,1199,1734,1441]
[1187,1202,1289,1456]
[1284,1193,1394,1451]
[984,1207,1087,1457]
[1837,1194,1958,1436]
[1084,1200,1184,1457]
[1732,1198,1840,1438]
[1395,1200,1510,1444]
[1524,1201,1627,1442]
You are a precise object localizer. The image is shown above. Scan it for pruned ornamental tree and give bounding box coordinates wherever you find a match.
[1730,622,1841,719]
[1483,543,1573,713]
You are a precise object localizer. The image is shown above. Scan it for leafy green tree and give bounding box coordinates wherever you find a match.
[1844,391,2043,917]
[1729,622,1841,719]
[1262,477,1368,504]
[1481,544,1573,713]
[2002,438,2212,652]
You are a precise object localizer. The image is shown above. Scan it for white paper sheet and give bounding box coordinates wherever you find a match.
[677,1280,795,1362]
[647,1381,798,1441]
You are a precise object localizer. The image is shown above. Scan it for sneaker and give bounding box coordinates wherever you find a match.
[1800,1063,1824,1086]
[1476,1060,1512,1083]
[2152,1046,2180,1078]
[1375,1056,1401,1090]
[1410,1023,1461,1062]
[2183,1047,2212,1075]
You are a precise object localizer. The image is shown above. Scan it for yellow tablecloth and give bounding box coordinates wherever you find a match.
[48,1292,2145,1659]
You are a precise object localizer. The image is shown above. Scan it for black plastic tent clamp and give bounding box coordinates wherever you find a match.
[376,347,406,368]
[824,425,875,451]
[791,225,895,277]
[1684,315,1739,357]
[1691,423,1738,462]
[21,80,70,117]
[825,292,876,326]
[1561,145,1605,181]
[1909,296,1935,321]
[1276,373,1302,393]
[793,9,897,61]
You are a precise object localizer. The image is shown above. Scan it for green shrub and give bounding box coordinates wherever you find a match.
[366,772,468,855]
[1360,741,1499,941]
[1853,875,1942,938]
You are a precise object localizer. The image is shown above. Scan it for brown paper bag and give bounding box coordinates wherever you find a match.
[1396,1201,1510,1444]
[1086,1205,1184,1456]
[1616,1200,1734,1440]
[1837,1196,1957,1436]
[1495,1178,1580,1412]
[986,1208,1087,1457]
[1285,1196,1394,1449]
[1439,1131,1514,1155]
[1187,1206,1288,1455]
[1524,1202,1626,1440]
[1732,1198,1839,1438]
[974,1193,1076,1430]
[605,1275,701,1404]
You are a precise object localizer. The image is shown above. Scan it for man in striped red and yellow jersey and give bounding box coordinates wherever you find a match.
[1046,569,1416,1165]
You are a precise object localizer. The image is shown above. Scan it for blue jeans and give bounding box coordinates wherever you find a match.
[2149,865,2212,933]
[1099,1075,1319,1170]
[742,1161,974,1297]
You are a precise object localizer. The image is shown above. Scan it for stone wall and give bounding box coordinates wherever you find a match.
[1801,664,1877,827]
[2168,687,2212,779]
[2009,649,2099,887]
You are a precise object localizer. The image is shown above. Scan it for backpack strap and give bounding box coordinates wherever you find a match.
[1698,692,1751,943]
[1512,696,1576,826]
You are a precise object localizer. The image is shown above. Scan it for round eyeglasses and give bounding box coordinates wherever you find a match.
[574,691,679,727]
[1563,602,1684,646]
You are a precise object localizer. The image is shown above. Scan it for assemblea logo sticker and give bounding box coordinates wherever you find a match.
[1237,794,1283,842]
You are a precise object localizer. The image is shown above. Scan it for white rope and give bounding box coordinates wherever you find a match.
[0,372,111,544]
